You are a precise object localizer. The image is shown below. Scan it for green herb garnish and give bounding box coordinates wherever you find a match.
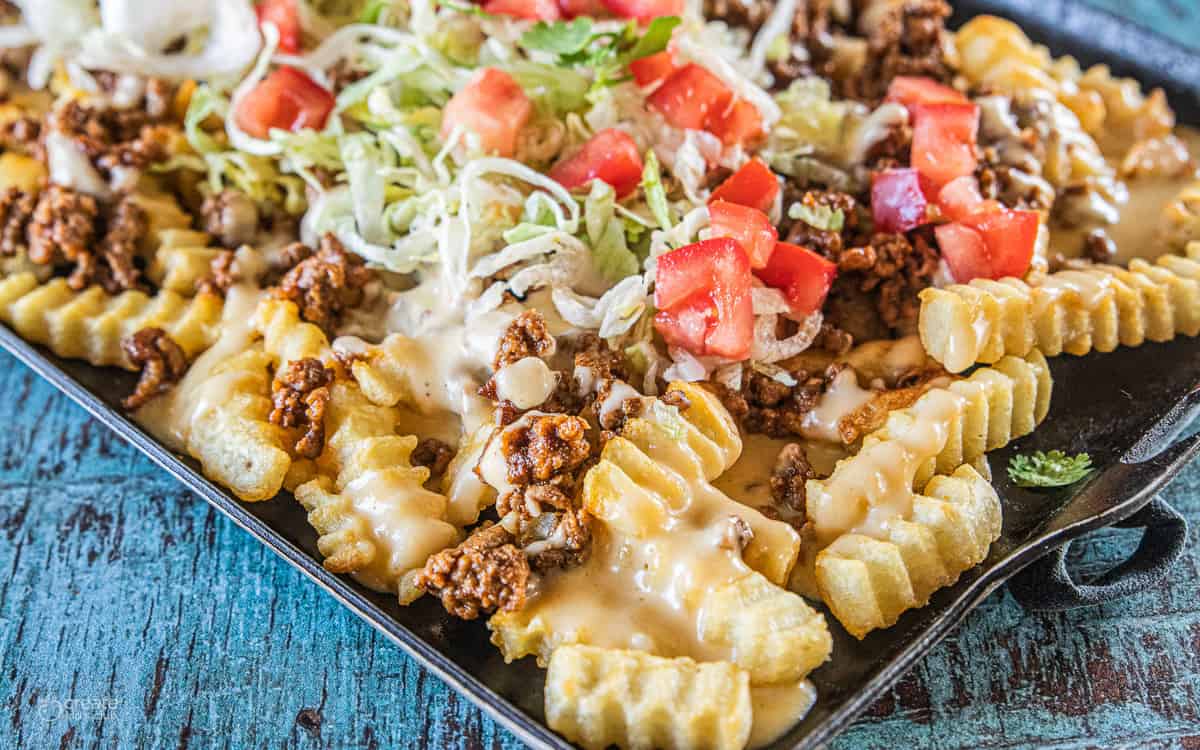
[519,16,680,93]
[1007,450,1094,488]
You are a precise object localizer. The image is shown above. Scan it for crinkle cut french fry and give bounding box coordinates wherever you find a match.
[185,348,291,502]
[814,465,1001,638]
[919,249,1200,373]
[252,297,330,369]
[294,382,459,598]
[0,272,222,370]
[545,646,752,750]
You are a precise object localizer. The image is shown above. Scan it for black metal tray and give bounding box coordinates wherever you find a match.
[5,2,1200,747]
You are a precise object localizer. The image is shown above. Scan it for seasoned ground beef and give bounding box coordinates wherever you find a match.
[741,363,848,438]
[770,443,815,517]
[411,437,455,478]
[201,190,260,249]
[51,99,173,176]
[849,0,955,103]
[843,231,940,330]
[13,186,150,292]
[504,483,592,572]
[499,414,591,486]
[121,327,187,411]
[271,234,373,333]
[269,357,334,459]
[195,250,238,296]
[416,522,530,620]
[0,187,34,256]
[494,310,555,370]
[0,115,40,155]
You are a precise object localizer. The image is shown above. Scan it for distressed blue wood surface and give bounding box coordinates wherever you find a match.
[3,3,1200,748]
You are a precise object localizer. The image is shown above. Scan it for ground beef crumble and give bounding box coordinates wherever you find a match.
[50,98,174,177]
[201,190,260,249]
[195,250,238,296]
[719,362,849,439]
[770,443,815,517]
[849,0,956,103]
[411,437,455,478]
[499,414,591,487]
[415,522,530,620]
[494,310,555,370]
[269,357,334,459]
[14,185,149,293]
[121,327,187,411]
[270,234,373,334]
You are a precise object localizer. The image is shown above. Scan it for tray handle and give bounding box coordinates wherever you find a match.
[1008,496,1188,612]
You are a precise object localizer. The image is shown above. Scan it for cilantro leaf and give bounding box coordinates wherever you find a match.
[517,16,680,96]
[521,18,595,56]
[1007,450,1094,488]
[622,16,679,63]
[788,201,845,232]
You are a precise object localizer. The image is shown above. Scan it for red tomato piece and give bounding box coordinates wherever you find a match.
[558,0,608,15]
[962,209,1040,279]
[601,0,684,21]
[653,238,754,359]
[235,66,334,139]
[936,176,986,222]
[935,222,992,283]
[756,242,838,316]
[257,0,302,54]
[708,158,779,214]
[708,200,777,269]
[647,64,733,131]
[441,68,532,158]
[549,128,644,198]
[629,51,677,87]
[484,0,562,20]
[910,102,980,190]
[885,76,968,108]
[707,99,764,147]
[871,168,929,234]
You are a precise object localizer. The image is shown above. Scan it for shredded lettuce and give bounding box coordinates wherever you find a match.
[788,201,845,232]
[641,150,672,231]
[584,181,639,281]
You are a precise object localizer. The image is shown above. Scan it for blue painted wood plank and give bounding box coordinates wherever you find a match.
[2,3,1200,748]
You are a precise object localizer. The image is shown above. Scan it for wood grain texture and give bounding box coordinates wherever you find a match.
[3,2,1200,747]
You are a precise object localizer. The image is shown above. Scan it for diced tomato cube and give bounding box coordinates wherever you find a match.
[549,128,644,198]
[708,200,777,269]
[257,0,302,54]
[601,0,683,21]
[935,222,992,283]
[756,242,838,316]
[647,64,733,131]
[871,168,929,234]
[962,209,1040,279]
[441,68,532,158]
[235,66,334,139]
[629,51,677,87]
[558,0,608,16]
[910,102,980,190]
[708,159,779,214]
[484,0,562,20]
[707,99,763,147]
[885,76,968,109]
[936,176,987,222]
[653,238,754,359]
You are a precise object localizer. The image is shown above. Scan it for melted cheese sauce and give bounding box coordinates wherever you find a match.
[135,251,267,449]
[748,681,817,749]
[810,388,963,544]
[1050,127,1200,263]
